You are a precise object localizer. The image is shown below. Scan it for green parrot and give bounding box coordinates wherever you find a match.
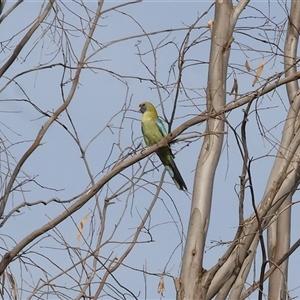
[139,102,187,190]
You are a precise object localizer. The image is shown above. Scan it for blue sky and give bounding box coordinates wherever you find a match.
[1,1,300,299]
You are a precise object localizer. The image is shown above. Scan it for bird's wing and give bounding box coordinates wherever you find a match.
[155,117,176,159]
[155,117,168,137]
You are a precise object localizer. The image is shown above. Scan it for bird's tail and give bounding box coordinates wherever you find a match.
[165,161,187,191]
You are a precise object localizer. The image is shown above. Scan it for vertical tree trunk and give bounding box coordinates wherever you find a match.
[268,1,300,299]
[177,1,249,299]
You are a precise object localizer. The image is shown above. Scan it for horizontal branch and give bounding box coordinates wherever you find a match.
[0,69,299,275]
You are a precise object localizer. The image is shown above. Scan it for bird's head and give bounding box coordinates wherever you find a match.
[139,102,157,116]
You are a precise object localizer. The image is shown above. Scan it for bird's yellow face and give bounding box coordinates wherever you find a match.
[139,102,157,116]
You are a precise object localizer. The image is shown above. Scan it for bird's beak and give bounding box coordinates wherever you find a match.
[139,105,146,114]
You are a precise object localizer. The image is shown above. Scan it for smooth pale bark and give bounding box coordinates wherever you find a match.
[268,1,300,299]
[177,1,300,299]
[214,1,300,295]
[228,235,260,300]
[177,1,249,299]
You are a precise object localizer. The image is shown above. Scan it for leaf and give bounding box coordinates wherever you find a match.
[77,213,90,242]
[230,78,238,98]
[157,276,165,296]
[252,59,264,87]
[245,60,251,72]
[7,272,17,300]
[207,19,214,32]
